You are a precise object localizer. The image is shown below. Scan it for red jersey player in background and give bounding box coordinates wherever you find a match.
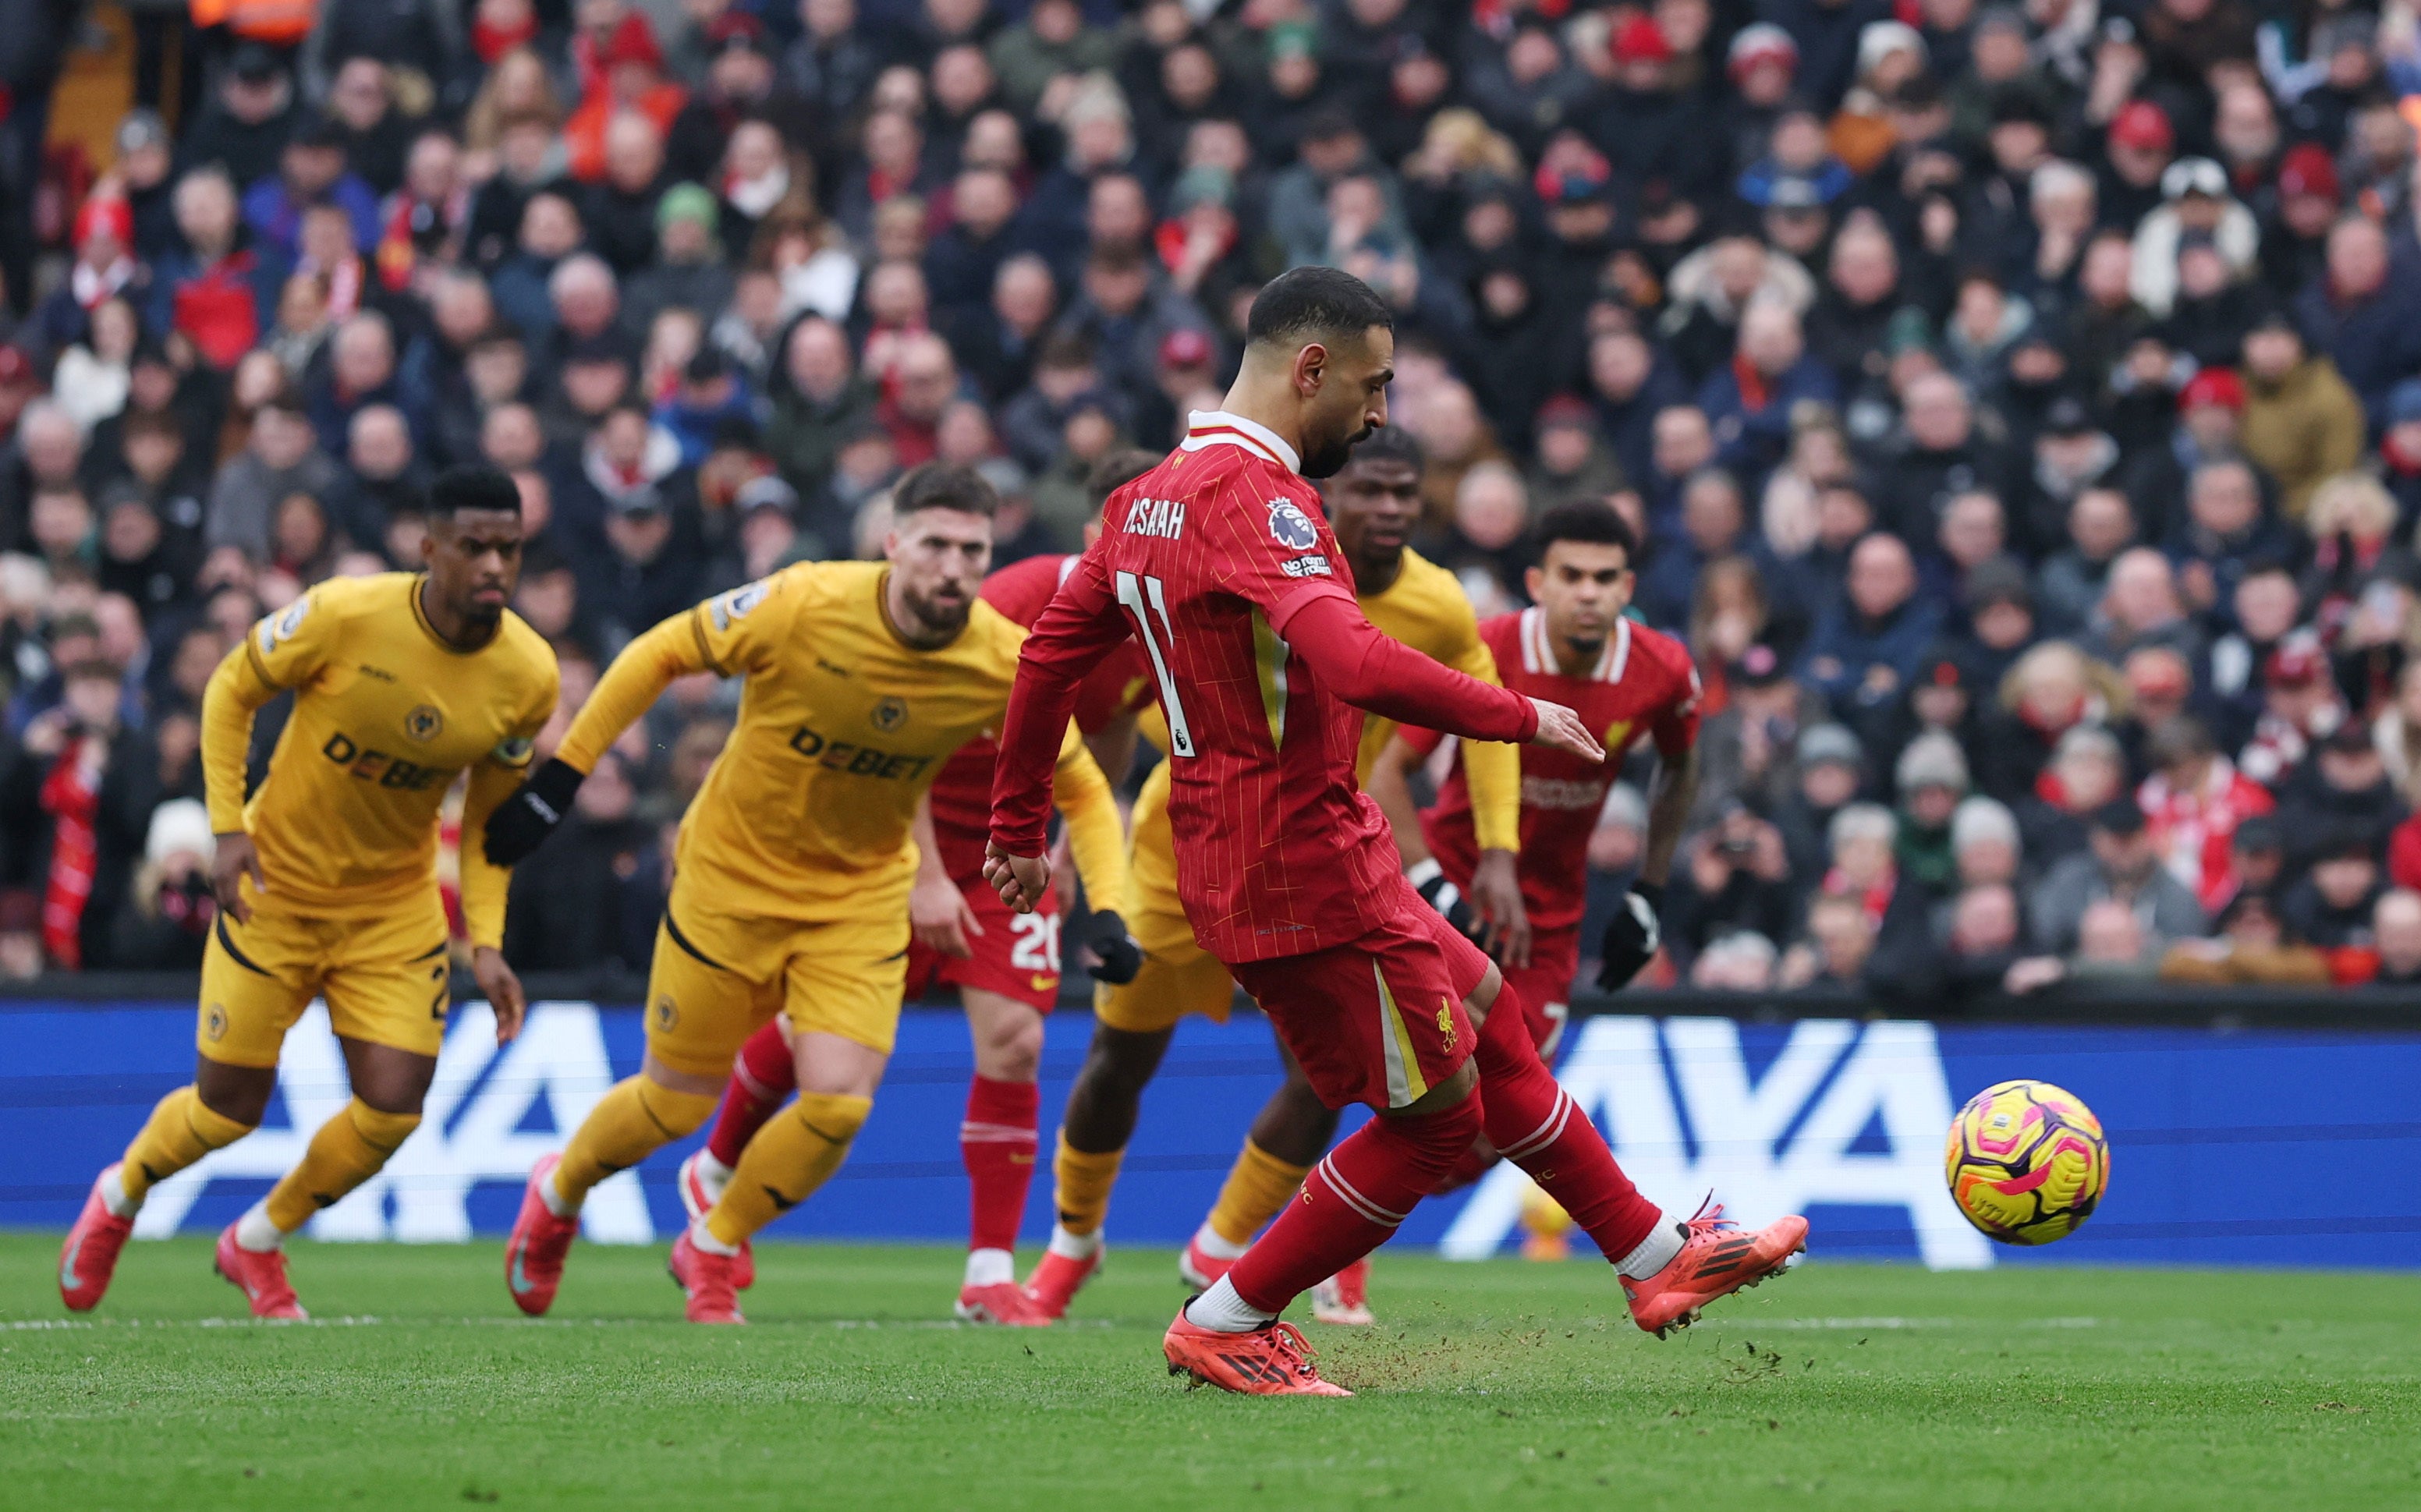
[984,267,1806,1396]
[676,452,1162,1326]
[1370,494,1702,1065]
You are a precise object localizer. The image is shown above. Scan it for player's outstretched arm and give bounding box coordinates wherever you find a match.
[988,553,1130,906]
[1279,593,1603,759]
[484,612,708,865]
[1526,699,1608,763]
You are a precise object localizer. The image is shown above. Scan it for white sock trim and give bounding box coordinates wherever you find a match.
[1047,1223,1101,1260]
[234,1199,285,1252]
[1190,1221,1249,1261]
[964,1247,1016,1288]
[1184,1274,1276,1333]
[695,1151,733,1187]
[689,1216,740,1256]
[1313,1155,1407,1228]
[100,1165,138,1220]
[1616,1213,1684,1280]
[1499,1091,1576,1163]
[540,1167,579,1218]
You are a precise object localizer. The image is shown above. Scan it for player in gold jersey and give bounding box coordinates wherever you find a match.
[493,464,1128,1323]
[56,468,558,1319]
[1023,430,1526,1324]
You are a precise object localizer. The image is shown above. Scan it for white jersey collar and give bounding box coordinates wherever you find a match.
[1181,409,1303,476]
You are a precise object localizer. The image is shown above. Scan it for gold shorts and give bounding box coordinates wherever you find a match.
[1091,763,1236,1034]
[642,890,912,1079]
[198,893,453,1066]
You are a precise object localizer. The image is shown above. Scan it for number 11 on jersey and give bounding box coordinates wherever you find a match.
[1115,570,1196,758]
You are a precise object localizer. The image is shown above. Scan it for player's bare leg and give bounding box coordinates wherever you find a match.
[682,1030,881,1323]
[61,1057,264,1312]
[207,1040,435,1320]
[955,989,1047,1325]
[1021,1022,1172,1318]
[512,1053,720,1316]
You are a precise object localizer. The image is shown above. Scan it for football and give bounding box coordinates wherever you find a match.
[1944,1079,2111,1245]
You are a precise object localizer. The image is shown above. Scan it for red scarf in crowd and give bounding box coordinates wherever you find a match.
[1730,351,1772,413]
[38,739,101,968]
[1820,865,1896,926]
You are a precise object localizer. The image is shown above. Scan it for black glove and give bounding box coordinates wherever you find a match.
[482,758,585,867]
[1597,880,1665,990]
[1407,858,1484,944]
[1084,908,1143,985]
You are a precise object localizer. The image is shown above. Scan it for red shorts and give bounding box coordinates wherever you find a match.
[904,871,1062,1012]
[1229,881,1494,1112]
[1499,924,1580,1060]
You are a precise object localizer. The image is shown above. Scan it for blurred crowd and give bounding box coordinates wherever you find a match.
[5,0,2421,998]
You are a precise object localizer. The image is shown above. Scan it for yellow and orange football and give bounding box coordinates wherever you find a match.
[1944,1079,2111,1245]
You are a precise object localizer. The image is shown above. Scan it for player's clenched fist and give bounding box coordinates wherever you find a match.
[1083,909,1142,984]
[984,840,1051,915]
[1526,698,1606,763]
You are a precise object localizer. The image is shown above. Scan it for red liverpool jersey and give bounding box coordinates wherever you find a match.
[1415,607,1701,932]
[991,410,1538,963]
[920,553,1150,873]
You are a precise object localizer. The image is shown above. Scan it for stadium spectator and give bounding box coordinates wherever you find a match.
[2238,310,2364,522]
[2140,713,2276,912]
[2371,890,2421,987]
[2029,797,2207,957]
[2281,827,2387,950]
[1798,533,1941,710]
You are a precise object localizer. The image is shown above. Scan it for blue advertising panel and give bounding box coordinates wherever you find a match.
[4,1000,2417,1269]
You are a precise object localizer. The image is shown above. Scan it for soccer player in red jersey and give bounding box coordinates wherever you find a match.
[984,267,1807,1396]
[1370,495,1703,1062]
[676,453,1161,1326]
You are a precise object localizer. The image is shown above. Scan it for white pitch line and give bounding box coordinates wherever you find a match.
[3,1314,1121,1332]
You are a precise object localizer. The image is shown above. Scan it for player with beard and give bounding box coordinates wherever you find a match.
[669,451,1161,1326]
[1018,427,1529,1329]
[487,463,1129,1324]
[58,466,557,1319]
[987,268,1806,1393]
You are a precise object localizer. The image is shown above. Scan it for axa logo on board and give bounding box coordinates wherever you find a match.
[134,1007,1987,1269]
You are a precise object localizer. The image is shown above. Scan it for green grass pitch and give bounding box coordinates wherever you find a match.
[3,1234,2417,1511]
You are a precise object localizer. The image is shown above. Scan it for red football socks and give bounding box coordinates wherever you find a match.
[1474,981,1661,1262]
[962,1075,1040,1253]
[704,1020,796,1169]
[1227,1092,1482,1315]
